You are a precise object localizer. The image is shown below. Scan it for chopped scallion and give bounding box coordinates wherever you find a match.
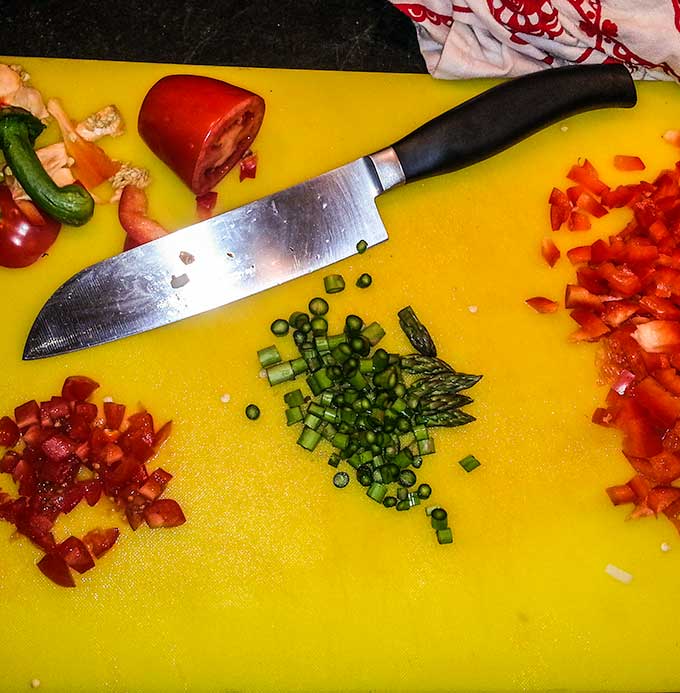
[458,454,481,473]
[356,273,372,289]
[324,274,345,294]
[245,404,260,420]
[270,318,289,336]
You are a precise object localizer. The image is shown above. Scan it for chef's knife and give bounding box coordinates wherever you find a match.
[24,64,636,360]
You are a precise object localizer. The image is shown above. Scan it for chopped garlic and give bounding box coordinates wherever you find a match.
[30,679,41,689]
[661,542,671,552]
[467,305,478,314]
[220,393,231,404]
[605,563,633,584]
[560,125,569,132]
[109,163,151,202]
[76,104,125,142]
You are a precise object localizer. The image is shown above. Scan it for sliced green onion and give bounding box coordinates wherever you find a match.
[284,389,305,408]
[417,483,432,499]
[270,318,289,336]
[436,527,453,544]
[356,273,372,289]
[297,427,321,451]
[367,482,387,503]
[458,454,481,473]
[285,406,304,426]
[245,404,260,420]
[258,345,281,367]
[383,495,397,508]
[430,507,448,530]
[328,453,341,468]
[417,438,436,456]
[309,297,329,316]
[356,239,368,254]
[333,471,350,488]
[362,322,385,346]
[398,469,417,487]
[267,361,295,386]
[345,314,363,334]
[396,499,411,511]
[324,274,345,294]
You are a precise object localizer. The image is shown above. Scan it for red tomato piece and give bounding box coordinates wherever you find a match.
[541,237,560,267]
[144,498,186,528]
[614,155,646,172]
[41,434,76,463]
[525,296,558,313]
[82,528,120,559]
[37,552,75,587]
[138,74,266,195]
[0,416,20,447]
[0,184,61,269]
[62,376,99,402]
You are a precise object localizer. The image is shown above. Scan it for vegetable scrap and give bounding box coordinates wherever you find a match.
[0,376,184,587]
[257,289,481,544]
[0,62,152,264]
[605,563,633,584]
[535,136,680,536]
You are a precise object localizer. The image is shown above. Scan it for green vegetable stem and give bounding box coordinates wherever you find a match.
[0,106,94,226]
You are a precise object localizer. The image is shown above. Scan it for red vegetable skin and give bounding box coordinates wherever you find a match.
[614,155,645,171]
[195,191,218,221]
[82,528,120,559]
[0,184,61,268]
[138,74,266,195]
[541,238,560,267]
[118,185,168,248]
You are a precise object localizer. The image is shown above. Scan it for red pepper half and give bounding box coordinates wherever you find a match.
[137,75,265,195]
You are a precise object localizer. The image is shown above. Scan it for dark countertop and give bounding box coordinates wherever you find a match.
[3,0,427,73]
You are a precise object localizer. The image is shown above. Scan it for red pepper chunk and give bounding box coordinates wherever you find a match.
[138,75,266,195]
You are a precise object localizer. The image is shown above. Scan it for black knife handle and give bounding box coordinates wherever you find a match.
[390,64,636,184]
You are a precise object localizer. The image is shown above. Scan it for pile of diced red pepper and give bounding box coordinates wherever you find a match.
[531,134,680,534]
[0,376,184,587]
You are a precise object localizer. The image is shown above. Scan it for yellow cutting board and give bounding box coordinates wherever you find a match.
[1,56,679,692]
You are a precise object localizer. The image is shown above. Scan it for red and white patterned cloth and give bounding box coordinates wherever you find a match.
[390,1,680,80]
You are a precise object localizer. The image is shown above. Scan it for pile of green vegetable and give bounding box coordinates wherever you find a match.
[255,284,482,544]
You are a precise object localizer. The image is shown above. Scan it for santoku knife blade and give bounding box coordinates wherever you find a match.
[24,64,636,360]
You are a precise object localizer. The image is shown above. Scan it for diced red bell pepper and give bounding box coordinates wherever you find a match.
[138,74,266,195]
[525,296,558,314]
[62,376,99,402]
[567,159,609,196]
[41,434,76,463]
[37,552,76,587]
[78,479,103,507]
[564,284,604,311]
[633,320,680,353]
[601,301,638,328]
[103,401,126,430]
[569,309,610,340]
[614,155,646,172]
[541,237,560,267]
[566,245,591,265]
[239,152,258,182]
[55,537,94,576]
[0,416,19,447]
[575,191,608,218]
[195,191,218,221]
[568,211,591,231]
[153,420,172,451]
[638,295,680,321]
[653,368,680,396]
[82,527,119,559]
[615,397,663,458]
[647,486,680,513]
[632,376,680,428]
[144,498,186,528]
[606,483,636,505]
[14,400,39,429]
[597,262,642,297]
[138,468,173,501]
[601,184,637,209]
[647,450,680,484]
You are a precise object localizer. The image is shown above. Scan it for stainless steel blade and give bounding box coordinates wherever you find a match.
[24,150,405,359]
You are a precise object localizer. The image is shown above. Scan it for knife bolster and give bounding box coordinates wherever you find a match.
[368,147,406,194]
